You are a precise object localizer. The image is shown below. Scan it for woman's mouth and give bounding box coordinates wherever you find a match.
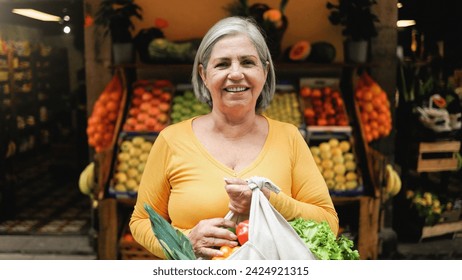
[224,86,249,93]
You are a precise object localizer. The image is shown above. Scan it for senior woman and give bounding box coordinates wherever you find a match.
[130,16,338,260]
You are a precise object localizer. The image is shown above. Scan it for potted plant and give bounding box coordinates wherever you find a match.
[95,0,143,64]
[224,0,290,60]
[326,0,379,63]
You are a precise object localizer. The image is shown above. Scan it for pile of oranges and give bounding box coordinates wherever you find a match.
[300,86,349,126]
[87,73,123,153]
[354,72,392,143]
[122,80,172,132]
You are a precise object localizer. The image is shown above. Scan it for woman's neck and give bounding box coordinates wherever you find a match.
[208,110,261,140]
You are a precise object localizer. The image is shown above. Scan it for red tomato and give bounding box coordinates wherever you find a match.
[236,220,249,246]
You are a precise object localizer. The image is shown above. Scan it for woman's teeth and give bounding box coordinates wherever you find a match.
[226,87,247,92]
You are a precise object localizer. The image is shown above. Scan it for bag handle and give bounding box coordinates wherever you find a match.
[224,177,281,223]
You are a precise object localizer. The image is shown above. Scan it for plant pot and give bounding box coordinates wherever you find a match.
[345,40,368,63]
[113,43,134,65]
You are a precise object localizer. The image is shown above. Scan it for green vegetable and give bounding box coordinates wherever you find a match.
[144,203,196,260]
[227,227,236,235]
[289,218,359,260]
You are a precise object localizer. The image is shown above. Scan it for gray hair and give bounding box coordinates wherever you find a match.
[191,16,276,111]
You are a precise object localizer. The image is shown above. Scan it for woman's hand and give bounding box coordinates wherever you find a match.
[224,177,270,214]
[224,177,252,214]
[188,218,238,259]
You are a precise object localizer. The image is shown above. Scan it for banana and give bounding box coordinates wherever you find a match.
[385,164,395,197]
[390,168,402,197]
[79,162,95,197]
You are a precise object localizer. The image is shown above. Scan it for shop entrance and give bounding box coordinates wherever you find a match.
[0,0,93,252]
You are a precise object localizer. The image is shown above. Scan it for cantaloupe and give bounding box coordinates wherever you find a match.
[288,40,311,61]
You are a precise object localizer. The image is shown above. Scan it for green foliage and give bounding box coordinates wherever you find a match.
[326,0,379,41]
[406,190,444,226]
[224,0,289,17]
[289,218,360,260]
[95,0,143,43]
[144,203,196,260]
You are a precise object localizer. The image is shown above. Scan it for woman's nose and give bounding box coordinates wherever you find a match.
[228,64,244,80]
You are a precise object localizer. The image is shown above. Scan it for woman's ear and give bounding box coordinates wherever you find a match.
[199,63,207,86]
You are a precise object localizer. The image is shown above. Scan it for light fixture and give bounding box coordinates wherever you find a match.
[12,9,61,22]
[63,26,71,34]
[397,20,416,28]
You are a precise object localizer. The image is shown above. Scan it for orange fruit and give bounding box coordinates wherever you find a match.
[363,91,373,101]
[362,102,374,113]
[219,245,233,258]
[300,87,312,97]
[312,89,322,98]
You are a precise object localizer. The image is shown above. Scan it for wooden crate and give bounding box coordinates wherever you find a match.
[119,224,162,260]
[120,238,161,260]
[333,196,380,260]
[417,141,460,172]
[421,220,462,240]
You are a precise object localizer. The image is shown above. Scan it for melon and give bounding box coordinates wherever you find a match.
[306,42,336,63]
[288,40,311,62]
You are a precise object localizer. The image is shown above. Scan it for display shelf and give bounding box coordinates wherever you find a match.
[0,41,72,218]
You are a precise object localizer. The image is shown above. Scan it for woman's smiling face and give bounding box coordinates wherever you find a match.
[199,34,268,115]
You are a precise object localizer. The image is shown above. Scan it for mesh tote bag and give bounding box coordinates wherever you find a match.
[225,176,316,260]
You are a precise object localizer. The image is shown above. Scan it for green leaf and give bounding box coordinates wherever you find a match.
[289,218,360,260]
[144,203,196,260]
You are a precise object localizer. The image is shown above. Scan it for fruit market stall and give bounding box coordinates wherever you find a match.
[88,61,384,260]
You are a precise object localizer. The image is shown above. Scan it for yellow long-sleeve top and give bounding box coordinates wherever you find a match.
[130,116,339,259]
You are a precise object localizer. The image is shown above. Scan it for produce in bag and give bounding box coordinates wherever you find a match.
[225,177,317,260]
[289,218,360,260]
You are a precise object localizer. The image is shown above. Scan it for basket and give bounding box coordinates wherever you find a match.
[122,79,174,133]
[299,77,350,129]
[416,94,451,133]
[264,84,305,131]
[308,136,364,197]
[108,132,159,199]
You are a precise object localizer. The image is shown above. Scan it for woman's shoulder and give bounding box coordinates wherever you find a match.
[266,117,301,135]
[158,118,194,139]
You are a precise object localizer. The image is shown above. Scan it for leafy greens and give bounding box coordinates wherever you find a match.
[289,218,360,260]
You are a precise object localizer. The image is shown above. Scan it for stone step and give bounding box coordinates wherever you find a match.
[0,235,97,259]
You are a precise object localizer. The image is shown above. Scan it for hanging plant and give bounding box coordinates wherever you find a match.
[94,0,143,43]
[326,0,379,42]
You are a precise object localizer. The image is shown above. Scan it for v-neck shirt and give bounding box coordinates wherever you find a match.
[130,116,338,258]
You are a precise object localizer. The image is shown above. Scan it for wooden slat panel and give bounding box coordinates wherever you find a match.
[421,221,462,239]
[419,141,460,153]
[417,158,459,172]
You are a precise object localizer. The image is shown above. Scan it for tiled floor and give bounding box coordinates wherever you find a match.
[0,165,96,260]
[0,174,92,236]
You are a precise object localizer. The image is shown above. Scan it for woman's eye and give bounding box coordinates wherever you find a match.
[242,60,255,66]
[215,62,229,68]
